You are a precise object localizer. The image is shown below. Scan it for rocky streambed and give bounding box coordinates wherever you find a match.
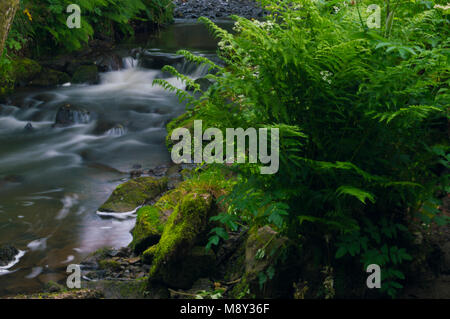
[173,0,267,20]
[8,162,293,299]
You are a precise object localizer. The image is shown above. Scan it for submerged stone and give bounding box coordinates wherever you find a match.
[138,51,184,70]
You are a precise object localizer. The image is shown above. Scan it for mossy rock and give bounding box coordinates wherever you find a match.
[30,68,71,87]
[229,226,289,298]
[244,226,287,276]
[132,187,185,256]
[145,245,216,290]
[99,177,168,213]
[145,192,216,289]
[43,281,65,293]
[72,65,99,84]
[131,206,167,254]
[165,111,196,150]
[12,58,42,85]
[98,259,122,271]
[86,279,155,299]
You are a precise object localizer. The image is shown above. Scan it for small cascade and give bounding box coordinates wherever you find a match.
[105,125,127,137]
[122,57,138,69]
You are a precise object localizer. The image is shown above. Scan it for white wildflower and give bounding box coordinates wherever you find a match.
[320,71,333,84]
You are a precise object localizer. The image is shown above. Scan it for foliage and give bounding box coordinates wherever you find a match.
[9,0,174,54]
[157,0,449,298]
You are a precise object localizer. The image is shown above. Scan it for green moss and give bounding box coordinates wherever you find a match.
[12,58,42,84]
[98,259,122,271]
[99,177,167,213]
[131,206,166,254]
[90,247,114,259]
[146,192,214,288]
[165,111,196,150]
[142,245,157,264]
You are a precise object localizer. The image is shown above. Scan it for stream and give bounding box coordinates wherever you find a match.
[0,20,232,297]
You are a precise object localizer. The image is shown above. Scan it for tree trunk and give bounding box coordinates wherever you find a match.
[0,0,20,56]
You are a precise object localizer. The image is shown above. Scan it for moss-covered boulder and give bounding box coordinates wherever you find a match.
[131,206,168,254]
[99,177,168,213]
[12,58,42,85]
[145,192,216,289]
[30,68,71,87]
[229,226,289,298]
[72,65,99,84]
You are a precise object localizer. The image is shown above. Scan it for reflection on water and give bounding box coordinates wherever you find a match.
[0,21,227,296]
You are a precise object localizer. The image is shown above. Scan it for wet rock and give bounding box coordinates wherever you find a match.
[148,165,169,177]
[72,65,100,84]
[130,170,143,178]
[173,0,267,20]
[95,53,123,72]
[30,68,71,87]
[2,175,24,184]
[54,104,91,127]
[43,281,65,293]
[0,244,19,267]
[166,165,183,189]
[98,176,168,213]
[138,51,184,70]
[24,122,34,132]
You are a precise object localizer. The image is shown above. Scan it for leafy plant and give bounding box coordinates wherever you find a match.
[157,0,449,298]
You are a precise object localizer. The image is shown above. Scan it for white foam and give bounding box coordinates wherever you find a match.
[96,206,141,220]
[56,194,79,220]
[25,266,43,279]
[61,255,75,264]
[27,238,47,251]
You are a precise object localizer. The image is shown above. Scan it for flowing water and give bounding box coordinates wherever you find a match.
[0,20,232,296]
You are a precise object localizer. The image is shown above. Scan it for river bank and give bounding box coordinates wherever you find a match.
[2,1,449,300]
